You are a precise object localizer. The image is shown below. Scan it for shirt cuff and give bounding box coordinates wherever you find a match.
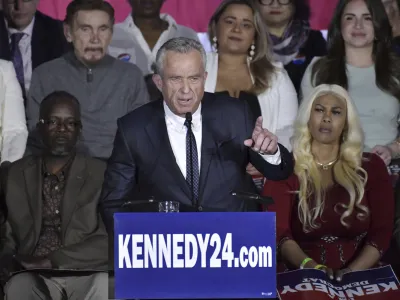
[260,147,281,165]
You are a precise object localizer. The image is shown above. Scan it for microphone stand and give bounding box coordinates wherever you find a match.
[231,191,275,206]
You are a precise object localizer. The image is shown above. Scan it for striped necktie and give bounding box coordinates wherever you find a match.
[10,32,25,91]
[184,119,200,203]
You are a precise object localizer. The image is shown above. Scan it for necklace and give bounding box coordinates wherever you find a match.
[315,158,338,170]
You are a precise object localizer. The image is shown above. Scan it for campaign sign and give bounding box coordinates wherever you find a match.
[114,212,276,299]
[277,265,400,300]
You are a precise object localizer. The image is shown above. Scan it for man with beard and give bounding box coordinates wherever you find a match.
[26,0,149,161]
[0,91,108,299]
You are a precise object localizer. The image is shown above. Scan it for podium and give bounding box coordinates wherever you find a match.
[113,212,277,299]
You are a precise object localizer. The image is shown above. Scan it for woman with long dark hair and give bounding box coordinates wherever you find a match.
[301,0,400,165]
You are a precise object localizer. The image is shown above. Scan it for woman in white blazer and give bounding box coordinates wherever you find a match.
[0,59,28,163]
[206,0,298,179]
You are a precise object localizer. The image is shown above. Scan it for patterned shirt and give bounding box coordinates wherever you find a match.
[33,157,73,257]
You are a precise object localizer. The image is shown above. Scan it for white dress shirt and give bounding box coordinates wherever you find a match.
[0,60,28,162]
[163,102,281,179]
[108,14,199,75]
[7,16,35,92]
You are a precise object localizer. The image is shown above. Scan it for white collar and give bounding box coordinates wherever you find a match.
[123,13,178,31]
[163,101,202,132]
[6,16,35,37]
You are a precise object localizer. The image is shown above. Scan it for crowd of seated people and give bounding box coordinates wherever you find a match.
[0,0,398,299]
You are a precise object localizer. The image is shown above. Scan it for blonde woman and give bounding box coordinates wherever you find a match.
[263,84,394,281]
[0,59,27,164]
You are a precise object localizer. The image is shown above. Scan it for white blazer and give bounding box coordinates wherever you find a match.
[0,60,28,163]
[205,52,298,151]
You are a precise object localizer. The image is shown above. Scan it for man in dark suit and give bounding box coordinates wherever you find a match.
[100,37,294,232]
[0,0,69,94]
[0,91,108,299]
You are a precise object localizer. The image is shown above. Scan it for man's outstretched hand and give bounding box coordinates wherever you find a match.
[244,117,278,155]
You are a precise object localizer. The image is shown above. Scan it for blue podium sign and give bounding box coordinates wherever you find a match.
[114,212,276,299]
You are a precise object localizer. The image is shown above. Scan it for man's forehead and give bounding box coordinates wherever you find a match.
[164,51,203,67]
[3,0,39,7]
[165,50,202,58]
[74,10,111,26]
[45,101,79,115]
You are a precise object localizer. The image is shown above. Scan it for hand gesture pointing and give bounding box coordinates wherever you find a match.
[244,117,278,155]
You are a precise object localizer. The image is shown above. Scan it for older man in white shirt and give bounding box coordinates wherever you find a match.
[100,38,294,233]
[108,0,199,75]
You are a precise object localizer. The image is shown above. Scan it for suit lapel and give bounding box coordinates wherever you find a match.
[198,102,217,203]
[23,157,42,240]
[145,101,192,201]
[31,13,48,69]
[62,155,86,235]
[198,94,236,204]
[0,18,10,61]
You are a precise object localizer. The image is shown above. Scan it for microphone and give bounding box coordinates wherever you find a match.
[231,191,274,206]
[121,197,155,208]
[100,197,156,210]
[186,112,195,206]
[101,197,226,213]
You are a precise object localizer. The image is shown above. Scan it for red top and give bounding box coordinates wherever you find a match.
[263,153,394,271]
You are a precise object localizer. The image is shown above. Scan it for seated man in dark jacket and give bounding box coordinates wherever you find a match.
[0,91,108,299]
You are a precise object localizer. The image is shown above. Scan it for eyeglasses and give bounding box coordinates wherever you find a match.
[39,118,81,131]
[259,0,291,5]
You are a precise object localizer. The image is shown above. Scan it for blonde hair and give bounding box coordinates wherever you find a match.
[208,0,275,95]
[292,84,369,232]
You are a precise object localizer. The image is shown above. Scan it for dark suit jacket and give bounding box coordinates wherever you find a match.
[1,154,108,270]
[0,11,69,70]
[100,92,293,232]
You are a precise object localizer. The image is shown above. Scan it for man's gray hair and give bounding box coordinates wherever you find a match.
[154,37,207,76]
